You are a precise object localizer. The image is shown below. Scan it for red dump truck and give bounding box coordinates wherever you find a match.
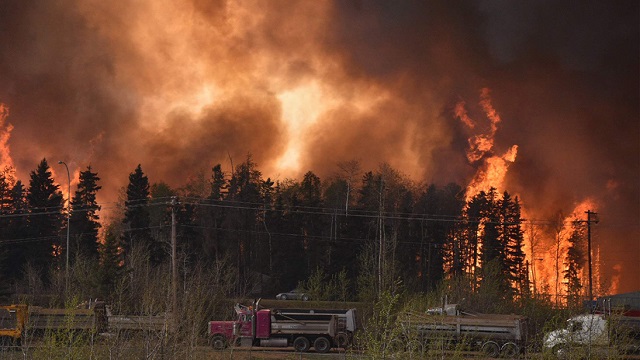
[208,301,357,353]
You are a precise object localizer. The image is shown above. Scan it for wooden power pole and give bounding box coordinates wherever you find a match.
[171,196,178,331]
[585,210,598,301]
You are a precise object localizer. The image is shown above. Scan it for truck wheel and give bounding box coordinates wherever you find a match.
[501,342,519,358]
[481,341,500,358]
[293,336,310,352]
[210,335,227,351]
[314,337,331,353]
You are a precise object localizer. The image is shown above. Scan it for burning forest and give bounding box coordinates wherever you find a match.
[0,1,638,307]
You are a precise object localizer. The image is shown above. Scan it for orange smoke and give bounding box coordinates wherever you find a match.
[0,2,636,294]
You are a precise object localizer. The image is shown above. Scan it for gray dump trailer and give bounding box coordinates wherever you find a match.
[399,304,527,358]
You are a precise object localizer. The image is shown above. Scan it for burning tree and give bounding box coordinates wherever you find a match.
[564,220,587,308]
[69,166,102,261]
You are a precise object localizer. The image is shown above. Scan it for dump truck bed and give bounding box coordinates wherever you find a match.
[402,311,527,342]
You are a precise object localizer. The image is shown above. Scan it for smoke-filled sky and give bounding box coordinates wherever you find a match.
[1,1,638,293]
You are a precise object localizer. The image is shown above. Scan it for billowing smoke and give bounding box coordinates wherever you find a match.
[0,1,637,292]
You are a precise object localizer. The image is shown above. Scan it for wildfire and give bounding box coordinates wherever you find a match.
[457,90,617,303]
[0,103,15,173]
[529,198,618,304]
[457,88,518,202]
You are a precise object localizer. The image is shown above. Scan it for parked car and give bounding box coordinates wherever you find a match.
[276,290,311,301]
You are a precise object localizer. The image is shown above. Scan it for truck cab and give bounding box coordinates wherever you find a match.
[544,313,640,358]
[544,314,609,354]
[208,304,254,349]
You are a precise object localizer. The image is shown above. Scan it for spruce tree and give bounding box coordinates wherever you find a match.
[499,192,526,298]
[26,159,63,274]
[0,168,13,283]
[99,225,122,298]
[197,164,228,262]
[3,181,27,280]
[299,171,325,273]
[69,166,102,261]
[564,220,586,307]
[122,164,154,263]
[225,155,262,292]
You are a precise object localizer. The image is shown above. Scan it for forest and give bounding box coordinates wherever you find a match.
[0,155,591,315]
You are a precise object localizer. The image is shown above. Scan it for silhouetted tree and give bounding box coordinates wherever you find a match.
[270,179,306,291]
[500,192,527,298]
[26,159,64,275]
[0,168,14,284]
[2,181,27,281]
[298,171,326,273]
[99,224,122,298]
[418,183,465,291]
[122,165,156,264]
[197,164,228,262]
[69,166,102,261]
[564,220,586,307]
[225,155,263,294]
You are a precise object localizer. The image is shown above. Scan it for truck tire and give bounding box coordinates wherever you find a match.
[293,336,310,352]
[500,342,519,358]
[314,337,331,353]
[481,341,500,358]
[210,335,227,351]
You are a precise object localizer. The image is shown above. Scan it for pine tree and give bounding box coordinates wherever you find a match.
[299,171,325,273]
[69,166,102,261]
[99,225,122,298]
[196,164,228,262]
[26,159,64,274]
[0,168,14,283]
[419,183,465,291]
[499,192,526,298]
[225,155,263,293]
[564,220,586,307]
[122,164,155,263]
[3,181,27,280]
[270,179,306,291]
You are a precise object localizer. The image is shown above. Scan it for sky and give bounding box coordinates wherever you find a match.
[0,1,638,294]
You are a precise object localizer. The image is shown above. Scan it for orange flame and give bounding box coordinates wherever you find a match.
[531,198,607,304]
[0,103,15,173]
[457,88,518,201]
[454,101,475,129]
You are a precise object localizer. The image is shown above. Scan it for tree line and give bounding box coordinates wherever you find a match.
[0,156,590,312]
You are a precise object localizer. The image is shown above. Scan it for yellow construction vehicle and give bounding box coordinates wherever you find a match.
[0,304,27,347]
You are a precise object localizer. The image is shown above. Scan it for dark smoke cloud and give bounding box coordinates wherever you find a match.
[0,1,637,291]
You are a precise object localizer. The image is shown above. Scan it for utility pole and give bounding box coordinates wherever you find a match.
[58,161,71,293]
[585,210,598,301]
[171,196,177,331]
